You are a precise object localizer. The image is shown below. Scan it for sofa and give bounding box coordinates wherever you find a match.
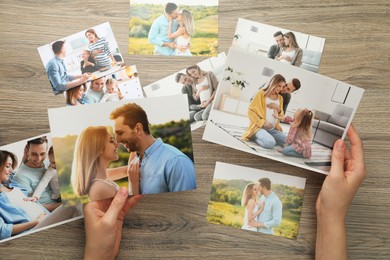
[311,104,354,148]
[300,49,322,72]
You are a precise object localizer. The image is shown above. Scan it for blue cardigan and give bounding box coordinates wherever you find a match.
[0,173,49,240]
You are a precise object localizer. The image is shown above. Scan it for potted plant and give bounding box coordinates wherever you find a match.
[223,66,250,97]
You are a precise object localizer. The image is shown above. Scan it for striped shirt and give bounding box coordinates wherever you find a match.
[89,37,112,68]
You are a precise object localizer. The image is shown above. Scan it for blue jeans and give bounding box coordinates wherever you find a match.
[254,129,286,149]
[283,145,303,158]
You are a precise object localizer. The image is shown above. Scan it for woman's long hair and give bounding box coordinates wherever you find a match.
[66,84,85,106]
[263,74,286,97]
[71,126,109,196]
[291,109,314,140]
[241,183,256,207]
[181,9,194,36]
[85,28,99,42]
[284,31,299,49]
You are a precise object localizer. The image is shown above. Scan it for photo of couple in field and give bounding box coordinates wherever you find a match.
[129,0,219,56]
[206,162,306,240]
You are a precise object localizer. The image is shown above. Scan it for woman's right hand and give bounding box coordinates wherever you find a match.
[262,122,273,129]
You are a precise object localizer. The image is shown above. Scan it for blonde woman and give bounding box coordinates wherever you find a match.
[242,74,287,149]
[167,9,194,56]
[71,126,139,202]
[241,183,264,231]
[276,31,303,67]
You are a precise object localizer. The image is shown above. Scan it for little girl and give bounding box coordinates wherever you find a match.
[277,108,313,158]
[100,78,123,102]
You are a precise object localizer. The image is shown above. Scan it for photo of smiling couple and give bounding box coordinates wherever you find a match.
[49,96,197,204]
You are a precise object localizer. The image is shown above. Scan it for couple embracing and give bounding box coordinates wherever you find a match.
[71,103,196,202]
[241,178,282,235]
[148,2,194,56]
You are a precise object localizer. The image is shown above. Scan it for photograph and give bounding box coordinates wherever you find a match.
[143,52,226,131]
[0,134,83,243]
[129,0,219,56]
[63,65,144,107]
[203,48,364,174]
[48,95,197,206]
[38,22,128,95]
[206,162,306,240]
[232,18,326,72]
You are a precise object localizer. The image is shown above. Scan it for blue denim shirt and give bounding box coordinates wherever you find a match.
[148,15,179,55]
[46,56,74,94]
[140,138,196,194]
[0,174,49,240]
[257,192,283,234]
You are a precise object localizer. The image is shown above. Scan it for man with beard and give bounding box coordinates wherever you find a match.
[110,103,196,194]
[148,3,180,55]
[14,137,61,211]
[267,31,285,60]
[175,72,201,122]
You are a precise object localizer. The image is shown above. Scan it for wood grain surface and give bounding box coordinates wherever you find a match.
[0,0,389,259]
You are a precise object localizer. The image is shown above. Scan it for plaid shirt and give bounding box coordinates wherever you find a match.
[285,126,312,158]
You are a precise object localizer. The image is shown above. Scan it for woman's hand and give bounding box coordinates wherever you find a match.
[92,49,103,55]
[84,187,143,260]
[316,124,366,260]
[36,213,46,222]
[127,153,140,195]
[24,196,38,202]
[262,122,273,129]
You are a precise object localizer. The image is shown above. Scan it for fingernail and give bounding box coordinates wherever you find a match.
[337,140,345,151]
[119,187,128,197]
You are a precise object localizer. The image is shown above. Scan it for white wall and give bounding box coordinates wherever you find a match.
[214,48,364,116]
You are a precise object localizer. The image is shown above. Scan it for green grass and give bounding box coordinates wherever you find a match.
[128,37,218,56]
[206,201,301,239]
[193,15,218,37]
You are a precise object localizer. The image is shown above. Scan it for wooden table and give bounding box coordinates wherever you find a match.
[1,0,389,259]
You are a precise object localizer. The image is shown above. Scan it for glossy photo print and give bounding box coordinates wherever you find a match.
[143,52,226,131]
[232,18,326,72]
[0,134,83,243]
[63,65,144,107]
[206,162,306,240]
[48,95,196,206]
[38,22,129,95]
[129,0,219,56]
[203,48,364,174]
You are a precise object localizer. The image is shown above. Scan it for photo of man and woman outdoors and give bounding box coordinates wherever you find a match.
[38,22,127,95]
[48,95,196,206]
[143,53,226,131]
[129,0,219,56]
[206,162,306,240]
[203,48,364,174]
[0,134,83,243]
[232,18,326,72]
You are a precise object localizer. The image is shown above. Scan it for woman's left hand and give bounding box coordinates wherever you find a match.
[84,187,143,260]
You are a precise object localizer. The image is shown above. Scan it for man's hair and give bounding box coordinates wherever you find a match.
[52,40,65,55]
[273,31,283,38]
[165,3,177,14]
[258,178,271,190]
[292,78,301,91]
[110,103,151,135]
[175,72,186,83]
[27,136,48,148]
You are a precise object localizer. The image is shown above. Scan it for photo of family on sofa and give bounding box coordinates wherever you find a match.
[206,162,306,240]
[0,135,83,242]
[203,48,364,174]
[38,22,126,95]
[232,18,326,73]
[143,53,226,131]
[129,0,219,56]
[48,96,197,206]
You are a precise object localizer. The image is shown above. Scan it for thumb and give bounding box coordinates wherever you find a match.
[104,187,128,223]
[329,139,346,177]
